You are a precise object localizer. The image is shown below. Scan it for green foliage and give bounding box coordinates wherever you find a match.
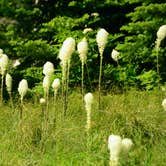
[136,70,159,90]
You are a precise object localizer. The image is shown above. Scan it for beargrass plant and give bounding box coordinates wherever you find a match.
[5,73,14,112]
[52,78,60,126]
[96,28,108,111]
[18,79,28,120]
[111,49,120,66]
[155,25,166,74]
[77,38,88,105]
[42,61,54,128]
[0,53,9,104]
[59,37,75,116]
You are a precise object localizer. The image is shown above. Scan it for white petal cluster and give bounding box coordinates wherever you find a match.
[0,54,9,75]
[43,61,54,77]
[84,92,94,111]
[18,79,28,101]
[96,28,109,55]
[84,92,94,131]
[121,138,133,154]
[156,25,166,49]
[83,28,93,34]
[157,25,166,41]
[108,134,133,166]
[108,135,122,163]
[13,59,21,68]
[162,98,166,111]
[52,78,60,92]
[43,76,50,95]
[59,37,75,64]
[111,49,120,62]
[5,73,12,93]
[77,38,88,64]
[40,98,46,104]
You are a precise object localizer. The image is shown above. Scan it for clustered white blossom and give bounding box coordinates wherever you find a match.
[156,25,166,49]
[77,37,88,64]
[18,79,28,101]
[52,78,60,94]
[84,92,94,131]
[108,134,133,166]
[111,49,120,62]
[162,98,166,111]
[5,73,12,93]
[96,28,109,56]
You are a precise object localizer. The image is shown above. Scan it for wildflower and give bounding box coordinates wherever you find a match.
[96,28,109,56]
[43,61,54,77]
[108,134,122,166]
[162,98,166,111]
[121,138,133,154]
[52,78,60,93]
[59,37,75,64]
[40,98,46,104]
[111,49,120,62]
[91,12,99,17]
[5,73,12,93]
[156,25,166,49]
[0,54,9,75]
[43,75,50,97]
[18,79,28,101]
[83,28,93,34]
[84,93,94,131]
[77,37,88,64]
[13,59,21,68]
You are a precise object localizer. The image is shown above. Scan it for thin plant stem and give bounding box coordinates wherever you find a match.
[53,90,57,127]
[98,53,103,111]
[9,92,14,113]
[62,62,67,116]
[156,47,159,75]
[85,63,92,91]
[81,62,84,106]
[1,74,4,105]
[20,99,23,120]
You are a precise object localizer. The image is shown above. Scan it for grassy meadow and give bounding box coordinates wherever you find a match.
[0,88,166,166]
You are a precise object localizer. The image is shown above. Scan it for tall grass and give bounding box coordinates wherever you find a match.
[0,88,166,165]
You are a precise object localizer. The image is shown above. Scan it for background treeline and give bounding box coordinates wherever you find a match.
[0,0,166,94]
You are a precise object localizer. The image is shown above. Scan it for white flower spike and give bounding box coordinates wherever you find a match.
[18,79,28,101]
[96,28,109,55]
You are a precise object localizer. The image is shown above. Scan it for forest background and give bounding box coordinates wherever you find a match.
[0,0,166,95]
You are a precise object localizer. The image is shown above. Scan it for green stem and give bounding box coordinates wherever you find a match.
[156,47,159,75]
[9,92,14,113]
[1,74,4,105]
[85,63,92,91]
[98,54,103,111]
[81,63,84,106]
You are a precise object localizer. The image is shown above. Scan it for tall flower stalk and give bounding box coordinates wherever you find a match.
[96,28,108,111]
[108,134,133,166]
[84,92,93,133]
[0,53,9,104]
[59,37,75,116]
[77,38,88,105]
[5,73,14,111]
[42,61,54,124]
[52,78,60,126]
[155,25,166,74]
[18,79,28,120]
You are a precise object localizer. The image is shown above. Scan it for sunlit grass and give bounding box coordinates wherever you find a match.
[0,88,166,165]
